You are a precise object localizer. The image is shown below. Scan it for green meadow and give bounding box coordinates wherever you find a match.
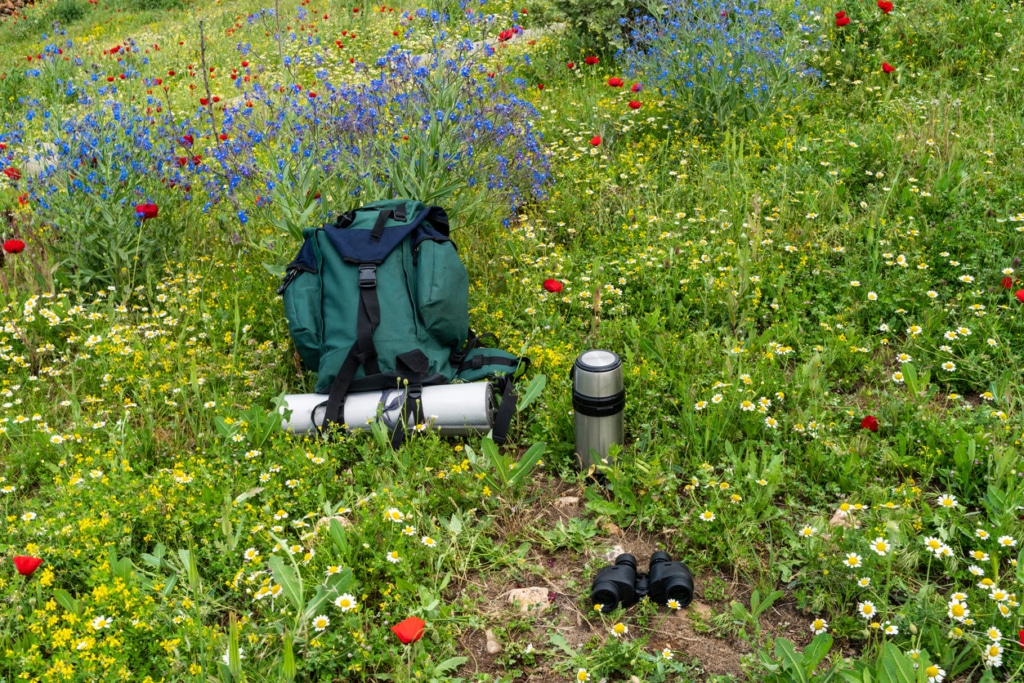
[1,0,1023,681]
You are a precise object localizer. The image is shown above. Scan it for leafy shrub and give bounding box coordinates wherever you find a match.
[623,0,825,131]
[122,0,184,11]
[46,0,87,26]
[550,0,661,54]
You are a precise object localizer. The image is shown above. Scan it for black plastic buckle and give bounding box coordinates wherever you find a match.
[358,264,377,289]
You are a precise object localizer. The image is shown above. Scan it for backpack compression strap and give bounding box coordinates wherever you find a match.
[323,264,381,431]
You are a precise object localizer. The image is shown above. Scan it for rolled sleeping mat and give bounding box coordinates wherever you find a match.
[280,382,495,436]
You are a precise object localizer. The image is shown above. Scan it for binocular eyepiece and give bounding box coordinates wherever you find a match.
[591,551,694,613]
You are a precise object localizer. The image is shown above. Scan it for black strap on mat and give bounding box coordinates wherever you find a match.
[492,376,517,445]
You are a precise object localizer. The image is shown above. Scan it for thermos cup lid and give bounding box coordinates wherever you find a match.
[574,349,621,374]
[573,349,624,398]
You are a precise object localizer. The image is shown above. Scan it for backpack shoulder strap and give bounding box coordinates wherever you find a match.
[323,263,382,430]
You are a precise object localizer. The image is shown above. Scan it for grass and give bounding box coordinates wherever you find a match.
[1,0,1023,681]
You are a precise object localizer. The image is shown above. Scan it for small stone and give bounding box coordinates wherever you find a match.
[554,496,579,509]
[685,600,712,618]
[602,522,622,536]
[315,515,351,531]
[508,587,550,614]
[829,508,859,529]
[604,544,625,563]
[485,629,502,654]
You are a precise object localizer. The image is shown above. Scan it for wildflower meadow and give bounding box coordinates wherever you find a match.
[1,0,1023,681]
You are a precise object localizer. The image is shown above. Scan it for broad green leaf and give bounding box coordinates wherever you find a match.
[774,637,809,683]
[329,519,350,555]
[269,555,304,614]
[516,373,547,412]
[482,437,508,486]
[802,633,834,672]
[304,568,354,619]
[547,632,576,658]
[877,643,916,683]
[433,657,468,675]
[282,630,296,682]
[54,589,80,617]
[507,442,546,488]
[234,486,263,505]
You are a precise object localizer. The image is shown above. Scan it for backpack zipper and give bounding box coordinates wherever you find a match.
[277,263,316,295]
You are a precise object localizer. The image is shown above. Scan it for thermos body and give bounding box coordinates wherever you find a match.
[572,350,625,469]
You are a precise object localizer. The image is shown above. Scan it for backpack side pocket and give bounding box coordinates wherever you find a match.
[281,235,323,371]
[415,239,469,348]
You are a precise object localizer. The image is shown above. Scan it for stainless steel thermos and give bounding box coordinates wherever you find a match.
[572,349,625,469]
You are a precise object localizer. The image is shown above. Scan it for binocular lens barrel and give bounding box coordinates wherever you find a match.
[663,576,694,607]
[591,583,622,611]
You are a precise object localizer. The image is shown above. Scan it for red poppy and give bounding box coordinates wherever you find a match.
[199,97,210,105]
[608,77,624,88]
[1016,290,1024,303]
[627,100,642,110]
[391,616,425,644]
[182,134,194,147]
[219,134,229,141]
[241,60,249,67]
[836,11,850,26]
[498,28,515,42]
[877,1,893,13]
[352,6,359,11]
[1019,629,1024,647]
[14,556,43,576]
[631,83,642,92]
[2,167,21,181]
[882,62,895,73]
[590,136,601,147]
[3,239,26,254]
[543,278,564,293]
[537,84,544,90]
[567,62,575,69]
[135,203,159,220]
[584,56,599,66]
[861,415,878,432]
[1002,276,1014,289]
[176,156,188,167]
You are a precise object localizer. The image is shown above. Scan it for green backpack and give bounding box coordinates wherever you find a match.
[279,199,527,443]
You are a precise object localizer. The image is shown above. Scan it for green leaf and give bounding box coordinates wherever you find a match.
[802,633,834,673]
[547,632,576,658]
[481,437,508,486]
[329,519,350,556]
[774,637,809,683]
[304,568,354,619]
[516,373,547,412]
[140,543,166,569]
[269,554,304,614]
[433,657,468,676]
[234,486,264,505]
[178,548,199,589]
[507,442,546,488]
[282,629,296,682]
[54,589,81,617]
[877,643,916,683]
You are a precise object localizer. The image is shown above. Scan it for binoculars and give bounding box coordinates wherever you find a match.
[590,552,694,612]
